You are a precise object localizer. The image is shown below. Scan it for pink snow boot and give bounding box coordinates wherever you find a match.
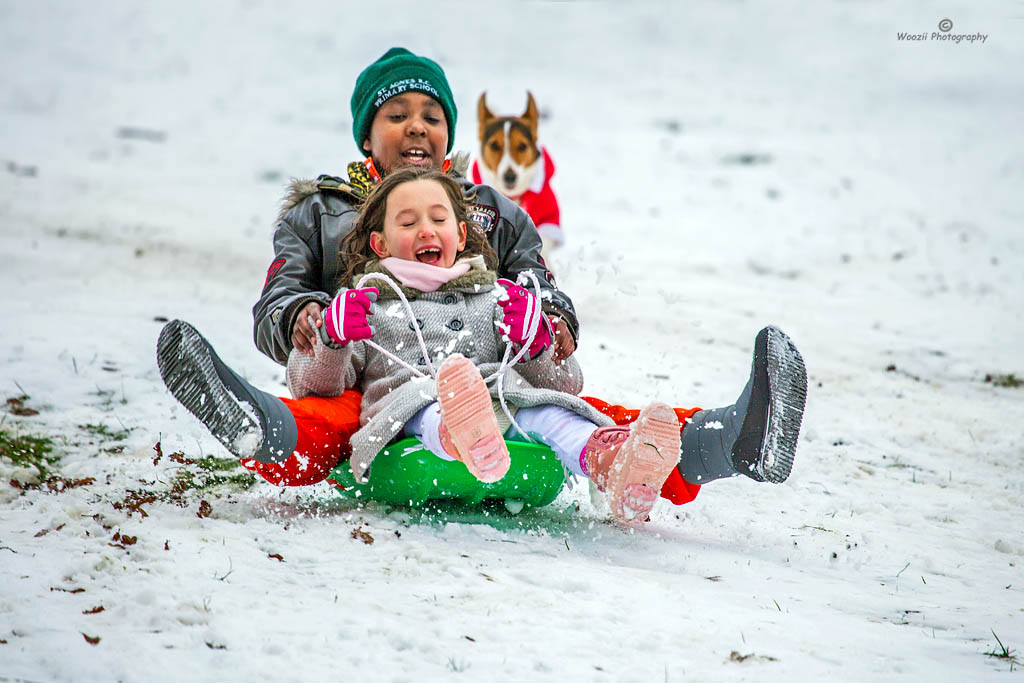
[604,402,681,525]
[582,425,631,491]
[436,354,510,483]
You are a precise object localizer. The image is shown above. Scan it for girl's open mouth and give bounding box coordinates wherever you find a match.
[415,247,442,264]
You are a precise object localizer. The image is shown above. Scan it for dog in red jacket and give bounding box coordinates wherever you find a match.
[471,92,563,259]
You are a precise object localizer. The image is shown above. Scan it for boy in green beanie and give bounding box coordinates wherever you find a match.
[245,46,597,489]
[350,47,458,157]
[257,46,577,362]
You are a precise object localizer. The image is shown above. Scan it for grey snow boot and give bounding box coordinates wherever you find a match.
[157,320,297,464]
[678,326,807,484]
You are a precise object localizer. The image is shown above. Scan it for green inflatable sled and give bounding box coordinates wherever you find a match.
[328,437,568,509]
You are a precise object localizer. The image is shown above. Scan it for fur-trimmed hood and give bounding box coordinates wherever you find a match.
[277,151,472,220]
[278,178,323,219]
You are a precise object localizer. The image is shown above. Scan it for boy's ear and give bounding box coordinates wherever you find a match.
[362,138,372,155]
[369,232,389,258]
[457,221,467,251]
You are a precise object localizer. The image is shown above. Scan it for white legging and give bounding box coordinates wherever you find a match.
[404,402,597,477]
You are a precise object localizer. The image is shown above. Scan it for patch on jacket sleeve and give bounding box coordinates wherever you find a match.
[264,258,286,287]
[466,203,498,234]
[344,162,375,199]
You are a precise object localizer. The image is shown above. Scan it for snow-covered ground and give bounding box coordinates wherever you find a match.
[2,1,1023,680]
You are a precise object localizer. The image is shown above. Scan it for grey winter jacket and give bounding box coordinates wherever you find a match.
[284,261,610,482]
[254,166,577,365]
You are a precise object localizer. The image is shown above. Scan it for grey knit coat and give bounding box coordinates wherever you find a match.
[285,261,611,482]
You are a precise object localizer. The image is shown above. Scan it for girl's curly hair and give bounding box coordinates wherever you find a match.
[340,166,498,288]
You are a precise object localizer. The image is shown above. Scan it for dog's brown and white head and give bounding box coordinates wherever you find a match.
[477,91,542,199]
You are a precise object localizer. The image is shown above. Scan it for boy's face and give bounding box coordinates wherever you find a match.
[370,179,467,268]
[362,93,448,175]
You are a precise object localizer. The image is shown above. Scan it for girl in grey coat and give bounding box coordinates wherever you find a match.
[285,166,684,524]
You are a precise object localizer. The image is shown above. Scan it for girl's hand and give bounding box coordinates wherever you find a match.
[497,279,551,359]
[323,288,378,347]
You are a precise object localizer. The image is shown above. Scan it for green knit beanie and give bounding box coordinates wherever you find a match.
[351,47,457,155]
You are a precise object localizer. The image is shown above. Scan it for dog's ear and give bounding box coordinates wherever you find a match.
[523,91,539,140]
[477,92,496,140]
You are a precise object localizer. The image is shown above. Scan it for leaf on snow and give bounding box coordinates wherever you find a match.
[351,528,374,545]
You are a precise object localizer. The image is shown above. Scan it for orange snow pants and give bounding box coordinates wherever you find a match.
[240,390,702,505]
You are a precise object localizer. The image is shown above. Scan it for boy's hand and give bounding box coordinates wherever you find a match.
[292,301,324,356]
[323,288,378,347]
[549,316,576,362]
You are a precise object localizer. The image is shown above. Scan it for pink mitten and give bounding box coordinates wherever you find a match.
[497,279,551,359]
[322,287,378,346]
